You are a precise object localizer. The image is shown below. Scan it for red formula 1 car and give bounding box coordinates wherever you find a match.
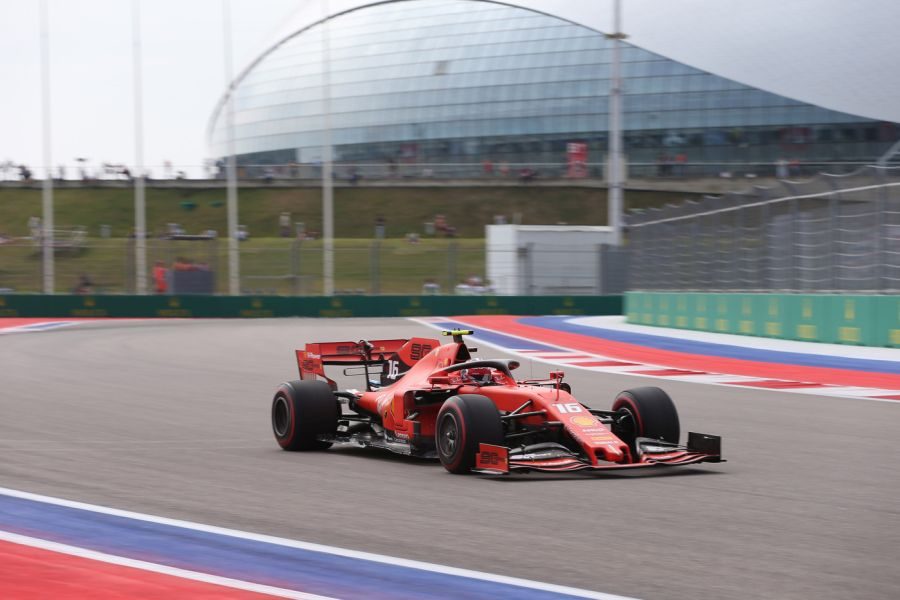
[271,330,722,474]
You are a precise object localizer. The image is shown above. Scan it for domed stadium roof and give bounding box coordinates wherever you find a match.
[209,0,899,167]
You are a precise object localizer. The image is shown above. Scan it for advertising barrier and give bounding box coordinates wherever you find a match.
[626,291,899,347]
[0,295,621,320]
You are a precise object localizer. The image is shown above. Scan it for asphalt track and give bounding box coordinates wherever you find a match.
[1,318,898,600]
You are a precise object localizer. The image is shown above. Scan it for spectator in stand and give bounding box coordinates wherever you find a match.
[73,273,94,294]
[518,167,536,183]
[153,261,169,294]
[674,153,687,177]
[422,278,440,295]
[433,214,456,237]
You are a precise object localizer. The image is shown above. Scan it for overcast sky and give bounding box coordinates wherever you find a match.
[1,0,299,176]
[3,0,899,177]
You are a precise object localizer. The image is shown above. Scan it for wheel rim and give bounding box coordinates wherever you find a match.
[438,413,459,459]
[273,395,290,437]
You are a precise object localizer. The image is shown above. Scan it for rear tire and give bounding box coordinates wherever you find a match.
[436,394,503,474]
[612,386,680,457]
[272,380,340,451]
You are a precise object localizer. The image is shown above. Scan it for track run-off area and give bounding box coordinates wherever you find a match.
[1,317,898,600]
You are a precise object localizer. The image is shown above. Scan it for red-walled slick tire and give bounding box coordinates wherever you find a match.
[612,386,680,459]
[272,380,340,451]
[436,394,503,474]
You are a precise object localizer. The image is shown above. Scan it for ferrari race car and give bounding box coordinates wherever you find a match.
[270,330,723,474]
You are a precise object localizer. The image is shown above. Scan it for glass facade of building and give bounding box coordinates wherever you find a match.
[208,0,898,173]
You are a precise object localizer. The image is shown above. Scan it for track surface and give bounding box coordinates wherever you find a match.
[1,318,898,600]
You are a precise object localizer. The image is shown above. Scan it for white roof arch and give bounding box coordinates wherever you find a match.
[219,0,900,127]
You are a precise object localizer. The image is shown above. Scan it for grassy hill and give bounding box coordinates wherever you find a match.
[0,184,695,239]
[0,183,699,294]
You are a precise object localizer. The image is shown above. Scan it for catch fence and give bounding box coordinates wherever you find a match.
[0,237,624,296]
[626,165,900,292]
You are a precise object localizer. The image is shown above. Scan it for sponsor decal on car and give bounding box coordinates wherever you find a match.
[376,392,392,413]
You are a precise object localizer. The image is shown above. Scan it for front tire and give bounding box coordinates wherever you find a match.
[612,386,680,457]
[272,380,340,451]
[436,394,503,474]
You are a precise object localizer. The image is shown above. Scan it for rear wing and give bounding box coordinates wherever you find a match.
[296,338,439,387]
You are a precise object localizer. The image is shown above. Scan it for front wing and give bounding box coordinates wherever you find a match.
[474,432,723,475]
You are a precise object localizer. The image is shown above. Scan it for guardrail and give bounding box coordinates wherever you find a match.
[625,291,899,347]
[0,294,621,319]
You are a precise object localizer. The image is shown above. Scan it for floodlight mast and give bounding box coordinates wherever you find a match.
[39,0,55,294]
[132,0,147,295]
[606,0,626,246]
[223,0,240,296]
[321,0,335,296]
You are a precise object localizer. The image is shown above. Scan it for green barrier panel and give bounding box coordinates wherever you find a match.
[673,293,691,329]
[827,295,876,346]
[756,294,785,338]
[878,296,900,348]
[786,294,833,343]
[692,293,711,331]
[0,294,622,319]
[625,292,896,348]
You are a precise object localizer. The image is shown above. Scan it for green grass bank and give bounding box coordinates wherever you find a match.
[0,184,695,239]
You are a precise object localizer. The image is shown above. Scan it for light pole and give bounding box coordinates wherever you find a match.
[321,0,335,296]
[132,0,147,294]
[39,0,55,294]
[222,0,240,296]
[606,0,626,246]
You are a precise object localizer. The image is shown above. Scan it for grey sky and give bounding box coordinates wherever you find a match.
[1,0,298,176]
[3,0,899,177]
